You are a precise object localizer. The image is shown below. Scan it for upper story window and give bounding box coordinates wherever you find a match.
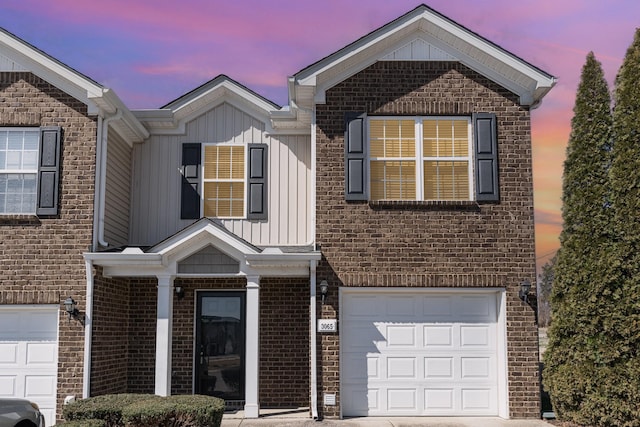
[203,144,245,218]
[369,117,471,201]
[0,128,40,214]
[180,142,268,221]
[345,113,498,203]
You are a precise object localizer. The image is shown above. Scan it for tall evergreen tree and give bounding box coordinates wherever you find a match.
[543,52,613,424]
[599,27,640,425]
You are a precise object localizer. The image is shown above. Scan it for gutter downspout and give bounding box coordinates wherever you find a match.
[310,260,319,419]
[82,259,94,398]
[97,109,122,248]
[91,116,103,251]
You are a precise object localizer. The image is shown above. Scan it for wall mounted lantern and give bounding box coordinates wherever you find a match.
[319,280,329,304]
[519,280,531,304]
[64,296,85,326]
[175,286,185,300]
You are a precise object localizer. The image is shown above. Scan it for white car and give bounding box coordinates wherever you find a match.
[0,399,45,427]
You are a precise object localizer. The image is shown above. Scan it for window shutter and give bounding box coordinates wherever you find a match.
[473,113,499,202]
[247,143,268,220]
[181,143,201,219]
[36,126,62,216]
[345,112,368,200]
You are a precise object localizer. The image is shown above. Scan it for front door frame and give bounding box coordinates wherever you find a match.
[194,290,246,401]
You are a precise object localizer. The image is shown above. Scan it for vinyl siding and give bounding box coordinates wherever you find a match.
[104,131,131,247]
[130,102,311,246]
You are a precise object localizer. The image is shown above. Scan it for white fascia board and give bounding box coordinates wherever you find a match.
[295,9,555,107]
[98,89,149,142]
[0,30,104,111]
[151,221,259,260]
[83,251,163,267]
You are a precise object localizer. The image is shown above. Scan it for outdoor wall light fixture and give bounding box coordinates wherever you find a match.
[64,296,85,326]
[175,286,185,300]
[319,280,329,304]
[519,280,531,304]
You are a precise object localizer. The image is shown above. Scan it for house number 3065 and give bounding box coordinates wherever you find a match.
[318,319,337,333]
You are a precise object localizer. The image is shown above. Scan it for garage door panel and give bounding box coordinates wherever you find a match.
[0,343,18,363]
[26,342,56,364]
[387,357,416,379]
[343,385,378,414]
[25,375,56,397]
[461,357,492,379]
[342,292,500,417]
[461,388,495,411]
[343,353,380,382]
[0,376,17,396]
[385,296,417,316]
[422,296,453,317]
[386,325,416,347]
[458,295,493,318]
[424,357,453,379]
[424,325,453,347]
[460,325,491,347]
[387,388,417,411]
[424,388,454,411]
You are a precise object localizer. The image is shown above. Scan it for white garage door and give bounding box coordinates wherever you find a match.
[342,291,500,416]
[0,306,59,426]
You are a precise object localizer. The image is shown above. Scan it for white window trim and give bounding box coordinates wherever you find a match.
[368,116,475,202]
[0,127,40,215]
[200,142,247,219]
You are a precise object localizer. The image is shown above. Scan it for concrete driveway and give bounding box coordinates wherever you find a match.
[221,416,554,427]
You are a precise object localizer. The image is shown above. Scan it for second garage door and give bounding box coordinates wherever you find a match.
[0,305,59,426]
[341,290,502,417]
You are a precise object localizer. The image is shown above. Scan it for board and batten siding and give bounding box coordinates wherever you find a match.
[103,130,132,247]
[129,102,312,247]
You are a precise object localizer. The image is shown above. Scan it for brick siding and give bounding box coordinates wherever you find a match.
[90,274,310,408]
[315,61,539,418]
[0,72,97,421]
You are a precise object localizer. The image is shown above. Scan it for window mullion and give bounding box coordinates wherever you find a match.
[415,118,423,201]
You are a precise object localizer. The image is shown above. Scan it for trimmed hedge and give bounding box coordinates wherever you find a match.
[58,394,224,427]
[54,420,106,427]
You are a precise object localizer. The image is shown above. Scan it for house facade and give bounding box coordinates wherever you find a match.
[0,5,555,425]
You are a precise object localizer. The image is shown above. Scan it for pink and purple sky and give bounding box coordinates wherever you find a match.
[2,1,638,274]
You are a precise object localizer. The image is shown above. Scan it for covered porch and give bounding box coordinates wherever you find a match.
[84,219,321,418]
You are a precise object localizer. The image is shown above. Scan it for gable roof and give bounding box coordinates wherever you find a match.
[133,75,282,135]
[291,4,556,111]
[85,218,321,277]
[0,27,148,142]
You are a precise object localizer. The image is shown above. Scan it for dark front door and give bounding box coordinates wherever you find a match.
[195,292,245,400]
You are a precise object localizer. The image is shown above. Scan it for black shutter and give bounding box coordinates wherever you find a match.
[36,126,61,216]
[473,113,499,202]
[247,144,268,220]
[180,143,201,219]
[345,112,368,200]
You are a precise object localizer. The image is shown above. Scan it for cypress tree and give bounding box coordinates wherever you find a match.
[599,27,640,426]
[543,52,613,424]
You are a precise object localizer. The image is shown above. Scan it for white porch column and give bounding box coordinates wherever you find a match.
[155,274,175,396]
[244,275,260,418]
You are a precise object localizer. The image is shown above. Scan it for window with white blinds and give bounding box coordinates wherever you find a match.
[203,144,245,218]
[369,117,472,201]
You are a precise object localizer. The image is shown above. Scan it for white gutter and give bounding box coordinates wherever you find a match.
[82,259,94,398]
[97,109,122,248]
[310,260,319,419]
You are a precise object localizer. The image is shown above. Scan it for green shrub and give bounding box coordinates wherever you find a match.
[122,395,224,427]
[62,394,158,427]
[61,394,224,427]
[54,419,106,427]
